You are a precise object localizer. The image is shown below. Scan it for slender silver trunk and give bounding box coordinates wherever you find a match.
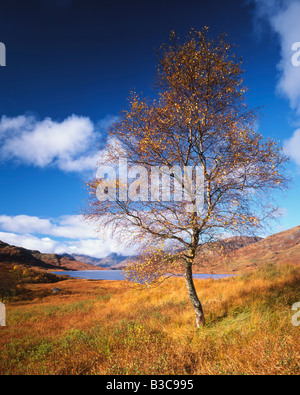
[185,260,205,328]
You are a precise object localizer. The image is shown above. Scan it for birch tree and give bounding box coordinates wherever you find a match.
[85,28,289,327]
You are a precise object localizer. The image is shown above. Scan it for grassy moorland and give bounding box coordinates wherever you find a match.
[0,264,299,375]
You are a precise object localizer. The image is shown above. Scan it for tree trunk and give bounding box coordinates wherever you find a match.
[185,260,205,328]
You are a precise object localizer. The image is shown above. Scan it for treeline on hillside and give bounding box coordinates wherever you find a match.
[0,263,64,301]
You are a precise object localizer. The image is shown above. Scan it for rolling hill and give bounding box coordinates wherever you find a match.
[0,225,299,275]
[0,241,104,271]
[194,226,300,273]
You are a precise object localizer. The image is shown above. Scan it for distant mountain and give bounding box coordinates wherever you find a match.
[1,225,298,275]
[0,241,104,271]
[73,228,299,273]
[71,252,134,270]
[70,254,103,267]
[72,237,262,272]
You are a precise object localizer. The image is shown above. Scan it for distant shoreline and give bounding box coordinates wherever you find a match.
[52,270,236,282]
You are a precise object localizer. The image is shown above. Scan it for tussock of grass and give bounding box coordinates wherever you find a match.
[0,265,299,375]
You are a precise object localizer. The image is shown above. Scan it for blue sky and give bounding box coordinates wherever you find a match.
[0,0,300,258]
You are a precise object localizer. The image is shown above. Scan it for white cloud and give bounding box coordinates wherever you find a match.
[0,231,136,259]
[57,152,100,173]
[272,2,300,111]
[253,0,300,110]
[284,128,300,166]
[0,231,58,253]
[0,114,93,166]
[0,214,137,258]
[0,115,29,137]
[0,113,118,174]
[252,0,300,166]
[55,238,137,258]
[53,215,99,239]
[0,214,98,239]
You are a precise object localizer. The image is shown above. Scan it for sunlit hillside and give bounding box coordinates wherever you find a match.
[194,226,300,274]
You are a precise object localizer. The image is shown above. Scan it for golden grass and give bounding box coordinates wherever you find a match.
[0,264,299,375]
